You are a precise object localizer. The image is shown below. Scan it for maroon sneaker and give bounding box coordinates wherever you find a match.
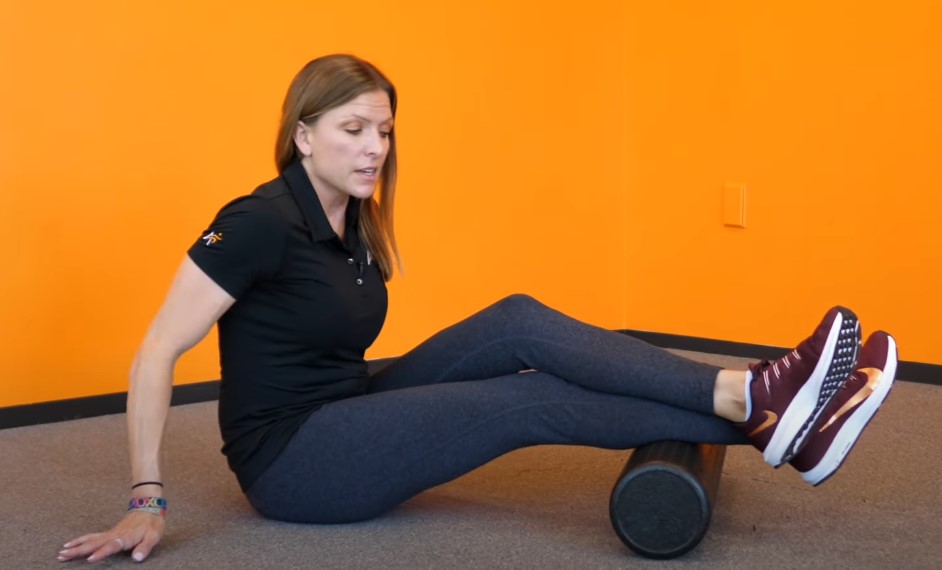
[790,331,897,485]
[736,306,860,467]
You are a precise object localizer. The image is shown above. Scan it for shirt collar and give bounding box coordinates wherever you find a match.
[282,158,361,251]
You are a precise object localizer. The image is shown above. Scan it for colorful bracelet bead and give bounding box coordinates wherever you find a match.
[128,497,167,517]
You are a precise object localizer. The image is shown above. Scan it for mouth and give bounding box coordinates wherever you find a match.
[355,167,378,176]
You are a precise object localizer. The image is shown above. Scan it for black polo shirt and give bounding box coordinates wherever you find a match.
[187,159,388,491]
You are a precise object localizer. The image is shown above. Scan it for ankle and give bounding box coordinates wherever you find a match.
[714,370,749,422]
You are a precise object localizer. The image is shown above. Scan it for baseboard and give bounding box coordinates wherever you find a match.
[0,381,221,431]
[1,337,938,431]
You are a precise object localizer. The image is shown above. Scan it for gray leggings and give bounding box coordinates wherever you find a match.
[245,294,749,523]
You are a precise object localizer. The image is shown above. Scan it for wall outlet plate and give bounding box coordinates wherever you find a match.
[723,184,746,228]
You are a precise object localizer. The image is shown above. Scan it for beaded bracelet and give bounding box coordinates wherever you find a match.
[128,497,167,518]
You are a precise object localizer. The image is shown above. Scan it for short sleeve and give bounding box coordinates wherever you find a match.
[187,197,287,299]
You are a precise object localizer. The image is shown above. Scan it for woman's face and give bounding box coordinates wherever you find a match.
[295,89,393,206]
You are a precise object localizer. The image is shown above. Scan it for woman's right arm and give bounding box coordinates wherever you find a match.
[58,256,236,564]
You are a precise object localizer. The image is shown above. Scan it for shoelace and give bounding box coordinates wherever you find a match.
[749,349,802,395]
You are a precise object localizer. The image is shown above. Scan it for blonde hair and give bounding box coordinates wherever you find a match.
[275,54,400,280]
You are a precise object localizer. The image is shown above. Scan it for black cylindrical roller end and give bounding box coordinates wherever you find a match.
[609,442,726,559]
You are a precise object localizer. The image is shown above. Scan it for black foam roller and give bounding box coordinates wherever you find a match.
[609,441,727,559]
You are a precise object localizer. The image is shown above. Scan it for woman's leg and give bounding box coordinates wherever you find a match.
[369,295,862,465]
[246,372,749,524]
[369,294,723,416]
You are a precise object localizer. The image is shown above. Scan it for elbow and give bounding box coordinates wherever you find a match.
[129,338,180,387]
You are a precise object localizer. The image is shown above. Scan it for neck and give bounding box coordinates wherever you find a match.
[300,157,349,239]
[318,193,349,240]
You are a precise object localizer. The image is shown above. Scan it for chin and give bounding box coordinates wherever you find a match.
[349,186,378,200]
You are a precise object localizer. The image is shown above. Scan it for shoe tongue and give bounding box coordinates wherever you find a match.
[748,360,772,375]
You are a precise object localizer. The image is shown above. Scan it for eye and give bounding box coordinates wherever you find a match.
[379,131,391,138]
[345,128,363,135]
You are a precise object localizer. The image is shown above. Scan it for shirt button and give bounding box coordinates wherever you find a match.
[356,278,363,285]
[347,258,354,264]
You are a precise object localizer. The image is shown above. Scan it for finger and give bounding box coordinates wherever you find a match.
[86,536,128,563]
[61,533,100,549]
[131,530,161,563]
[57,534,106,561]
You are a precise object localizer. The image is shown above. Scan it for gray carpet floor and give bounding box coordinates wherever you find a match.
[3,350,941,569]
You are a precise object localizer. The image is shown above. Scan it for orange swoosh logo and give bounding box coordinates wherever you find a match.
[747,410,778,437]
[819,367,881,432]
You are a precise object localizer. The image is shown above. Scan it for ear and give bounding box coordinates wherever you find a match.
[294,121,312,157]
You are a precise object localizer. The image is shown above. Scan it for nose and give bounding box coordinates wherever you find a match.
[365,129,386,158]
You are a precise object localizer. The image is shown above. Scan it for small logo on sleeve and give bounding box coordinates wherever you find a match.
[201,231,223,246]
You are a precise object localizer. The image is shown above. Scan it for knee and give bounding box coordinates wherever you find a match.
[493,293,544,317]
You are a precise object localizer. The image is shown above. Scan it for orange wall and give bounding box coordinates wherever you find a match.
[1,2,939,409]
[0,1,628,407]
[621,2,942,365]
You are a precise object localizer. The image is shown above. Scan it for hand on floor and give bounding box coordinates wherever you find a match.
[58,510,164,563]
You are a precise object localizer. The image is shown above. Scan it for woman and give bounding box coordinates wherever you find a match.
[58,54,898,563]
